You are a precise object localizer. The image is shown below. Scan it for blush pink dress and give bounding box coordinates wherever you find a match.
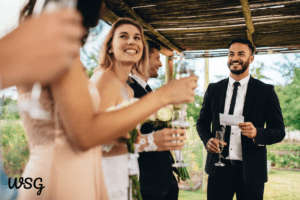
[17,82,108,200]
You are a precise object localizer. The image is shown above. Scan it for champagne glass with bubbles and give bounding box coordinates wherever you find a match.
[171,53,195,168]
[215,126,226,167]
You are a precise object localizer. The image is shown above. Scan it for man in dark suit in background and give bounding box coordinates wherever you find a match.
[197,38,285,200]
[127,40,179,200]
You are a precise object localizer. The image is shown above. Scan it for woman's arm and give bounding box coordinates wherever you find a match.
[51,57,198,151]
[91,70,132,157]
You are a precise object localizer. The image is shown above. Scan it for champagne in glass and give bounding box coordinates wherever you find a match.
[215,128,225,167]
[171,54,192,168]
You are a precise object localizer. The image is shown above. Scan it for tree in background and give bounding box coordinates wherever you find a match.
[274,54,300,130]
[82,50,98,78]
[80,20,105,78]
[0,97,20,120]
[274,54,300,79]
[250,62,271,81]
[186,95,203,121]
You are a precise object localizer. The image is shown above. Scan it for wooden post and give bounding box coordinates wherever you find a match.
[240,0,257,53]
[165,57,174,83]
[204,51,210,91]
[202,50,209,192]
[165,57,170,83]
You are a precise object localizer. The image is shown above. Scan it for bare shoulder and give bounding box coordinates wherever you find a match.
[90,70,121,111]
[90,70,121,93]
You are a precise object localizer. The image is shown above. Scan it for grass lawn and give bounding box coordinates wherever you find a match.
[179,170,300,200]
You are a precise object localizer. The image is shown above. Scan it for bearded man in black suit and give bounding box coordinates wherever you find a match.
[197,38,285,200]
[127,40,180,200]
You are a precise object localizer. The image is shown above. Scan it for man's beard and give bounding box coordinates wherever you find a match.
[227,59,250,75]
[149,70,159,78]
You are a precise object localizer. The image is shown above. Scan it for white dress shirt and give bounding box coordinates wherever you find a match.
[224,74,250,161]
[131,74,148,90]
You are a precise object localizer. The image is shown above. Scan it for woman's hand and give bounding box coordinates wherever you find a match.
[157,76,198,106]
[154,128,187,151]
[0,9,85,88]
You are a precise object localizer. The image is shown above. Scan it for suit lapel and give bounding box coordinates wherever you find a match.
[243,76,257,119]
[219,78,229,114]
[130,78,148,96]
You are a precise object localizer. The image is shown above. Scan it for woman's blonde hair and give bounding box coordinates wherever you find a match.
[94,18,148,77]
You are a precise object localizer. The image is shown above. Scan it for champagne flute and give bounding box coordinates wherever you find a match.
[171,53,193,168]
[171,107,189,168]
[215,128,225,167]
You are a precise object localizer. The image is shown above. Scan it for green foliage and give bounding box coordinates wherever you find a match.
[81,50,99,78]
[268,152,300,168]
[1,120,29,177]
[3,97,15,105]
[181,118,204,186]
[179,170,300,200]
[186,95,203,121]
[274,54,300,78]
[0,100,20,120]
[267,143,300,151]
[86,66,96,78]
[179,189,207,200]
[275,67,300,130]
[178,167,190,181]
[250,62,271,81]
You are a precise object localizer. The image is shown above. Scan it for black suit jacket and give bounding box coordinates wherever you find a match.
[127,78,177,191]
[196,76,285,184]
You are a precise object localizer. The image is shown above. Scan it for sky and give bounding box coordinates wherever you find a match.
[0,0,297,99]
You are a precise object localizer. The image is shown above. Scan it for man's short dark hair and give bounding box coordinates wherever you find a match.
[146,40,161,56]
[228,38,255,55]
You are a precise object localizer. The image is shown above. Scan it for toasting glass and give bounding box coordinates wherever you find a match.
[215,127,225,167]
[171,53,195,168]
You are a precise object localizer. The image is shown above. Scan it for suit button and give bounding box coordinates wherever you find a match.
[230,148,232,150]
[232,133,234,134]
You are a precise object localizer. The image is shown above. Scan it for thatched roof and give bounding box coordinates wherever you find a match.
[102,0,300,57]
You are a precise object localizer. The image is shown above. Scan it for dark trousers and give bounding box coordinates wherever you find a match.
[207,159,264,200]
[141,176,179,200]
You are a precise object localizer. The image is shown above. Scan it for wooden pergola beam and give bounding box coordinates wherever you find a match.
[108,0,182,53]
[240,0,257,52]
[103,7,154,41]
[103,7,174,54]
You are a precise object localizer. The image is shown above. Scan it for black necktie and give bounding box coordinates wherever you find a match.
[145,85,152,93]
[222,81,241,158]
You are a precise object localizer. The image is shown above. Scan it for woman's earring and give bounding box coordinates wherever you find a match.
[109,50,112,54]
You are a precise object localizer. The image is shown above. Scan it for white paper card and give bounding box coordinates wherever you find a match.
[220,113,244,126]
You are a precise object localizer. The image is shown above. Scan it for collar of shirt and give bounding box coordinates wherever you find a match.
[228,74,250,88]
[130,74,148,89]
